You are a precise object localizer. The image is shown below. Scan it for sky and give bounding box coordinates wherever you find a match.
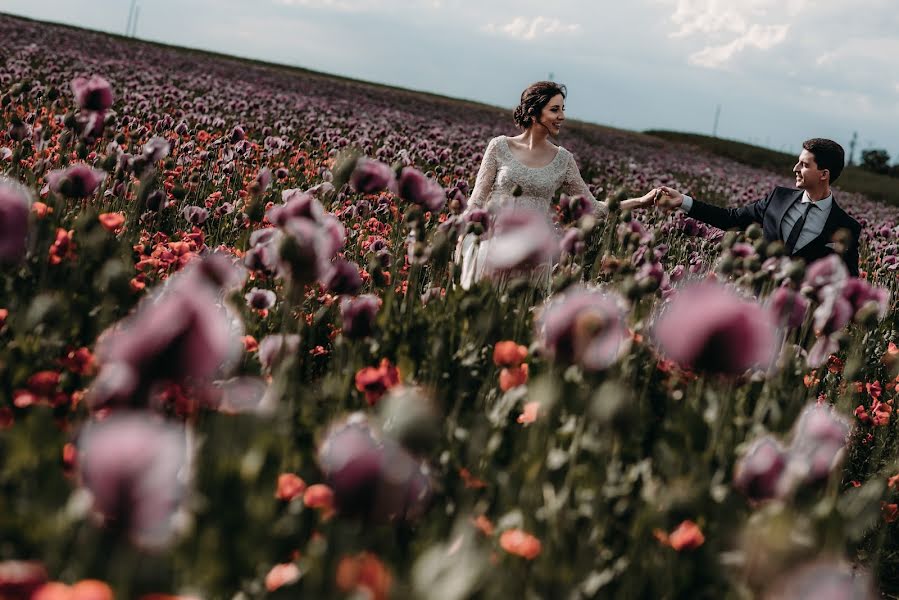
[3,0,899,163]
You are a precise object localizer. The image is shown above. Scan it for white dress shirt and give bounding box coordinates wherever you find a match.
[680,192,833,253]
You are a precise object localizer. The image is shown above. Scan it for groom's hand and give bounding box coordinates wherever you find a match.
[658,186,684,210]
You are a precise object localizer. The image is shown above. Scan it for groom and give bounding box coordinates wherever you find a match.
[658,138,861,276]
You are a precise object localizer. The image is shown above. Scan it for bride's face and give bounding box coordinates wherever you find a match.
[536,93,565,136]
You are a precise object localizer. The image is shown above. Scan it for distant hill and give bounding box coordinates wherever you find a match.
[645,130,899,207]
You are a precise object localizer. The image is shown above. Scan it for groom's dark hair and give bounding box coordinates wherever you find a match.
[513,81,567,129]
[802,138,845,184]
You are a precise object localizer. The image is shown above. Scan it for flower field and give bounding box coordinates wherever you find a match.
[3,12,899,599]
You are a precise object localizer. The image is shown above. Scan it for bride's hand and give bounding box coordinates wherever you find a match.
[638,188,659,208]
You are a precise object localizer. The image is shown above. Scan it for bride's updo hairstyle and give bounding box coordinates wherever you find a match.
[513,81,567,129]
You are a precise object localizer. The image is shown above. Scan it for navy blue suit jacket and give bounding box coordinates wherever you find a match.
[688,186,861,277]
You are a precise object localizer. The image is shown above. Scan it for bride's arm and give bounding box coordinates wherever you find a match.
[619,189,659,211]
[562,154,657,214]
[466,137,500,213]
[561,153,607,216]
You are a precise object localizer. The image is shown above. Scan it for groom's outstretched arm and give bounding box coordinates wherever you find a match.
[660,186,771,231]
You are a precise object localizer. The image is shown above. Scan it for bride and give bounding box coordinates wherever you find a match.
[457,80,657,288]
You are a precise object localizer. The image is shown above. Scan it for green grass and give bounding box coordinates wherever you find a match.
[645,130,899,207]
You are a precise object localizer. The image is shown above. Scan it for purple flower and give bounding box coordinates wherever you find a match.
[279,217,331,283]
[46,164,106,198]
[485,207,559,275]
[559,194,592,222]
[788,403,851,486]
[258,334,300,372]
[71,75,114,111]
[143,137,171,162]
[340,294,380,339]
[182,205,209,225]
[322,259,362,295]
[652,282,776,375]
[733,435,788,501]
[243,228,282,274]
[267,190,324,226]
[537,287,629,371]
[245,287,277,310]
[802,254,848,294]
[0,178,31,263]
[397,167,445,211]
[231,125,246,142]
[560,228,585,256]
[88,261,241,408]
[318,413,432,522]
[78,413,187,549]
[841,278,890,319]
[769,287,810,329]
[350,157,396,194]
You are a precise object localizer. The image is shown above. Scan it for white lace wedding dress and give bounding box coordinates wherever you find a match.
[457,135,608,288]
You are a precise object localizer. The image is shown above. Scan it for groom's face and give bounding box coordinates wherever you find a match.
[793,149,827,190]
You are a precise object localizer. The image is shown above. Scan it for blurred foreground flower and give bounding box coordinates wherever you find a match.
[0,178,31,263]
[87,257,243,408]
[788,403,850,486]
[654,520,705,551]
[397,167,445,211]
[0,560,47,600]
[537,287,629,371]
[78,413,189,550]
[734,436,788,501]
[485,208,559,276]
[350,157,396,194]
[336,552,392,600]
[354,358,401,406]
[33,579,113,600]
[653,282,776,375]
[340,294,380,339]
[71,75,113,111]
[763,559,877,599]
[318,414,432,522]
[46,164,106,199]
[499,529,542,559]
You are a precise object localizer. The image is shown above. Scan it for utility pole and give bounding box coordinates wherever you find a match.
[125,0,136,37]
[712,104,721,138]
[130,5,140,37]
[847,131,858,166]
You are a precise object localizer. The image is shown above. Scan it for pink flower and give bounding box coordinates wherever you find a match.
[0,178,31,263]
[340,295,380,339]
[653,282,776,375]
[769,286,809,329]
[46,164,106,198]
[788,403,851,486]
[733,435,787,501]
[397,167,445,211]
[350,158,396,194]
[71,75,113,111]
[322,259,362,295]
[88,257,242,408]
[485,208,559,275]
[537,287,629,371]
[318,414,432,522]
[78,413,188,549]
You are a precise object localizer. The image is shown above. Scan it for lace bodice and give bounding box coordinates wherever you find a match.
[468,136,608,216]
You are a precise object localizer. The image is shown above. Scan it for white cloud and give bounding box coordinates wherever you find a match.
[689,23,789,68]
[659,0,803,68]
[484,16,581,41]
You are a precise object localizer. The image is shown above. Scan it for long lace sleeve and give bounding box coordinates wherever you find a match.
[468,137,499,210]
[561,153,608,218]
